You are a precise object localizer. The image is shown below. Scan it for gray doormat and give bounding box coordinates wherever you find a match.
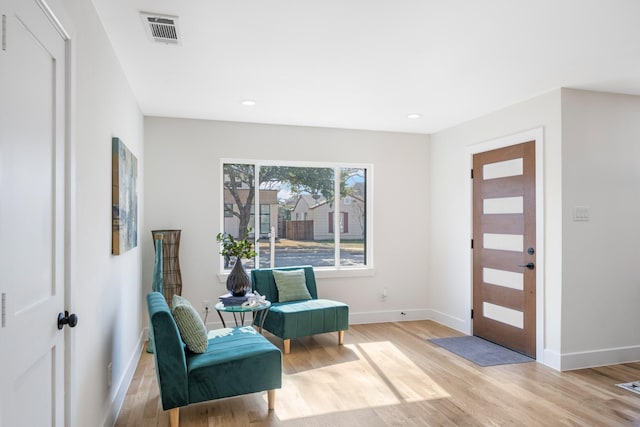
[429,336,534,366]
[617,381,640,395]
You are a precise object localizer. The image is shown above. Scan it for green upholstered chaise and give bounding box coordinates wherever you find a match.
[146,292,282,427]
[251,266,349,354]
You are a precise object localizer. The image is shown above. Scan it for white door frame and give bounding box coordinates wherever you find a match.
[36,0,77,425]
[466,127,545,363]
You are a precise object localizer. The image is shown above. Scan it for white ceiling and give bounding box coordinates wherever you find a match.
[91,0,640,134]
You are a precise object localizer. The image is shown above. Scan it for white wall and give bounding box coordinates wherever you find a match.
[144,117,430,327]
[560,89,640,369]
[429,90,563,368]
[61,0,145,425]
[430,88,640,370]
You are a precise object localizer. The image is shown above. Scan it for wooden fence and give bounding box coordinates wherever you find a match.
[284,220,314,240]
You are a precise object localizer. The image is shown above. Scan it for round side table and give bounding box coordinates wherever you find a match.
[214,301,271,332]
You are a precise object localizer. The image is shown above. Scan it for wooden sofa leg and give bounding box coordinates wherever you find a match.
[169,407,179,427]
[268,389,276,410]
[283,339,290,354]
[338,330,345,345]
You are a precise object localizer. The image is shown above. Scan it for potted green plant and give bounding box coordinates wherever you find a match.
[216,229,257,296]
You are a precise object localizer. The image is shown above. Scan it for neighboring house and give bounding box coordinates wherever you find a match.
[224,189,279,238]
[290,194,365,241]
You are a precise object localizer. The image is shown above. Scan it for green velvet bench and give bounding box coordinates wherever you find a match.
[146,292,282,427]
[251,266,349,354]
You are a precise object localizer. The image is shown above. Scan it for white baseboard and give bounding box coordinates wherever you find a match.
[204,308,433,329]
[427,309,469,334]
[560,345,640,371]
[543,349,561,370]
[204,308,460,329]
[349,308,431,324]
[103,331,145,427]
[205,320,226,330]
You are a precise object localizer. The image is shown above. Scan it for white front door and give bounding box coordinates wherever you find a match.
[0,0,69,425]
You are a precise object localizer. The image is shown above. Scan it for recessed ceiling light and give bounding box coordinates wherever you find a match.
[407,113,421,119]
[240,100,256,107]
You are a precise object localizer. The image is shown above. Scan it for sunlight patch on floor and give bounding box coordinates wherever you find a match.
[274,341,450,421]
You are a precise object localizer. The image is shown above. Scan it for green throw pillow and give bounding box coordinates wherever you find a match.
[171,295,208,353]
[273,269,312,302]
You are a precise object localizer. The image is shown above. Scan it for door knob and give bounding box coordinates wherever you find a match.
[518,262,535,270]
[57,311,78,330]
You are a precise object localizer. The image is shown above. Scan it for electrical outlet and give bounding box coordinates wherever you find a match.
[202,300,210,312]
[107,362,112,388]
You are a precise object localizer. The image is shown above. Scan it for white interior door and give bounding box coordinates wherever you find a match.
[0,0,69,425]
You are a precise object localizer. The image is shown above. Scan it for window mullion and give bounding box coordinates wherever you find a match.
[334,167,340,267]
[254,163,261,268]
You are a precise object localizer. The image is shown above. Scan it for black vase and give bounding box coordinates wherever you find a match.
[227,257,251,296]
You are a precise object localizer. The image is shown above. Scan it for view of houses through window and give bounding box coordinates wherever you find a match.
[222,162,368,270]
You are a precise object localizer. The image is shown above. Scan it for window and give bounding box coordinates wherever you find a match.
[221,161,370,270]
[249,204,271,236]
[328,212,348,233]
[260,204,270,235]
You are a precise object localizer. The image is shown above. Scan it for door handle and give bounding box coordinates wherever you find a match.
[518,262,535,270]
[57,311,78,330]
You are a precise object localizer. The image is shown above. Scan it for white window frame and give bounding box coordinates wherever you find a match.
[219,158,374,279]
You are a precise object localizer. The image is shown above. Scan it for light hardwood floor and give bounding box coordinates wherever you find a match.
[115,321,640,426]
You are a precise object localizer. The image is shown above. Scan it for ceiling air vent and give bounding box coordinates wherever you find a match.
[140,12,181,45]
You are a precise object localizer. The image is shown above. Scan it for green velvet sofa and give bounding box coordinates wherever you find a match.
[146,292,282,427]
[251,266,349,354]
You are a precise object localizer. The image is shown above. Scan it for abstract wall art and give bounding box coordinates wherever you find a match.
[112,137,138,255]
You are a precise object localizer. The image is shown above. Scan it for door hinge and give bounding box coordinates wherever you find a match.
[2,15,7,51]
[471,309,474,319]
[470,169,474,179]
[471,238,474,249]
[1,293,6,327]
